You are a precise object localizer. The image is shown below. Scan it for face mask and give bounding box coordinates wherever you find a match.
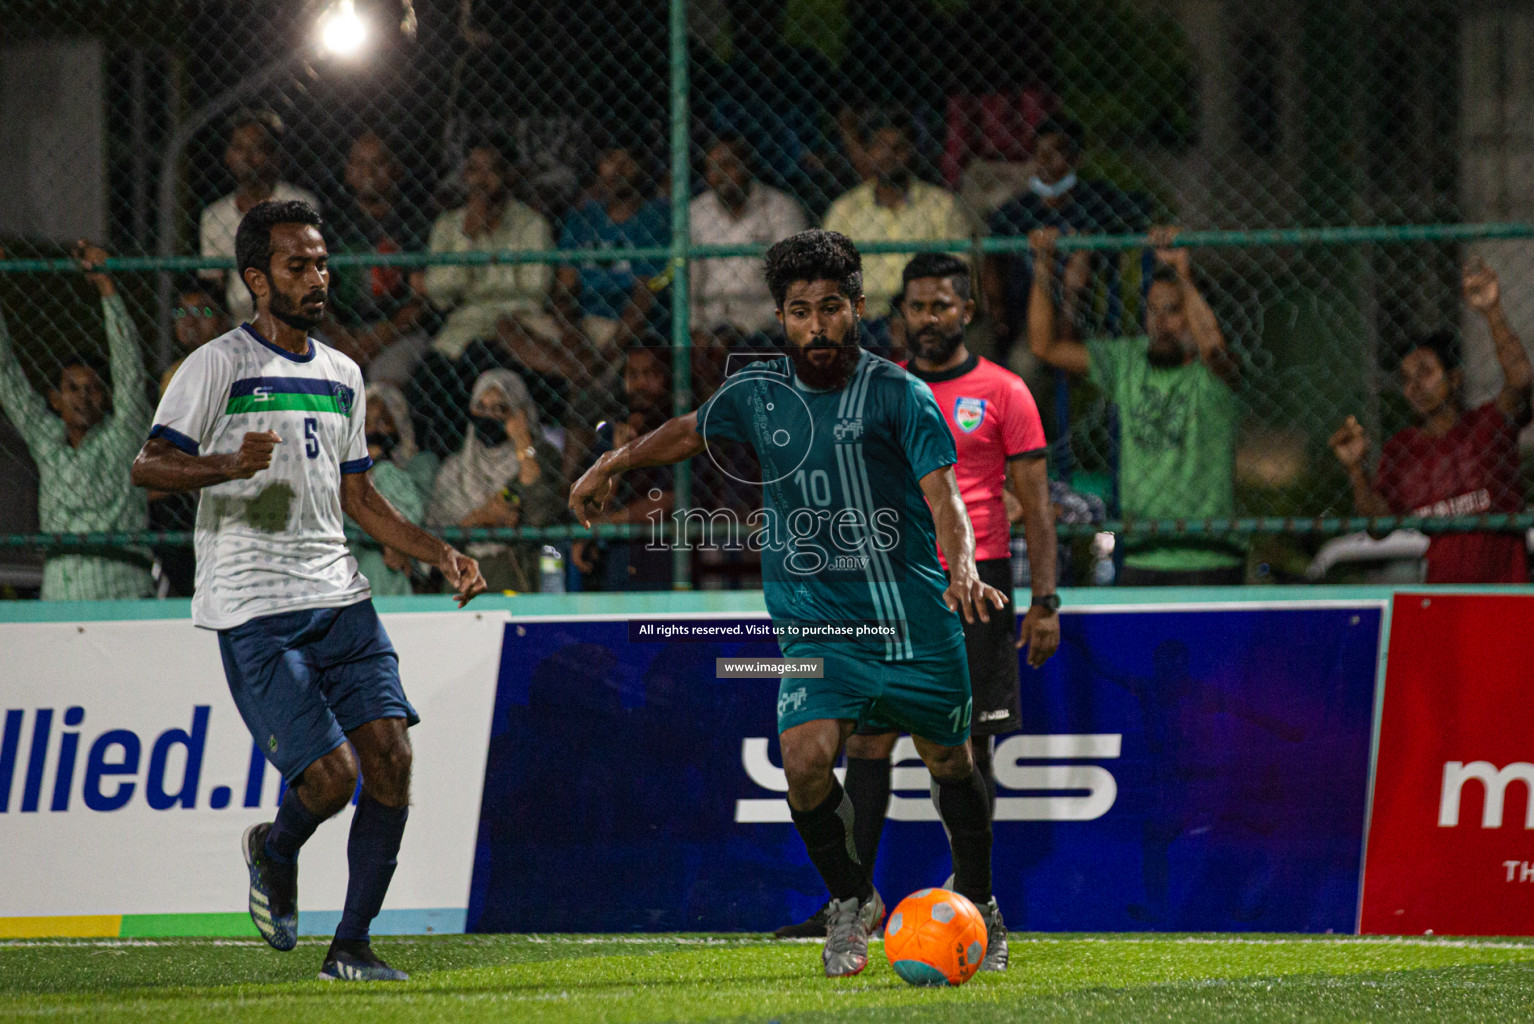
[473,415,508,447]
[366,432,398,460]
[1029,171,1078,201]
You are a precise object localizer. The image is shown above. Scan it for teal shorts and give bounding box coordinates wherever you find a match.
[775,644,972,746]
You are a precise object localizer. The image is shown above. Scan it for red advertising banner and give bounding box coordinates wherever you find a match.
[1360,593,1534,935]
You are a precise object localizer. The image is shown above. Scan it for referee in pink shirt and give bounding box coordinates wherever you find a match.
[774,252,1061,939]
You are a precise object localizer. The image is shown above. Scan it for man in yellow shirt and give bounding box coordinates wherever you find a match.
[823,115,973,342]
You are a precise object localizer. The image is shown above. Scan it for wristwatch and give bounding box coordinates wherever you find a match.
[1030,593,1061,614]
[519,445,538,461]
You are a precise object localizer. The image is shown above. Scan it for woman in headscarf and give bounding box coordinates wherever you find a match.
[348,382,441,595]
[427,368,567,592]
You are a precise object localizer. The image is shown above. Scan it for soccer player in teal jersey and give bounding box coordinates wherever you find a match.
[569,229,1008,978]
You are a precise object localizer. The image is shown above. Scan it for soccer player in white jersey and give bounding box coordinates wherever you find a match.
[131,200,486,982]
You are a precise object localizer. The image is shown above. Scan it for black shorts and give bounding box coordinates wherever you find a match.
[855,557,1021,738]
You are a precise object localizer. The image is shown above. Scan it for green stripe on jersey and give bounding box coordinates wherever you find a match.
[226,393,346,415]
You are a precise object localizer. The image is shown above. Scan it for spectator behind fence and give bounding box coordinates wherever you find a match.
[199,111,320,323]
[689,135,809,340]
[1329,259,1533,583]
[160,280,230,396]
[409,133,561,458]
[427,369,565,593]
[985,117,1143,359]
[822,114,972,352]
[557,144,672,349]
[1029,226,1244,585]
[151,279,232,595]
[0,243,154,599]
[571,338,679,591]
[325,130,432,386]
[345,383,439,596]
[422,132,553,362]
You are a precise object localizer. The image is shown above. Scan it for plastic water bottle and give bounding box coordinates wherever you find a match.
[1091,532,1117,586]
[539,545,566,593]
[1011,536,1031,588]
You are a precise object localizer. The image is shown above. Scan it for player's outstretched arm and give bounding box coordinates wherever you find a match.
[568,411,705,527]
[130,432,282,493]
[341,471,486,607]
[919,466,1007,626]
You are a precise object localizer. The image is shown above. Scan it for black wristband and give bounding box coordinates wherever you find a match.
[1030,593,1061,613]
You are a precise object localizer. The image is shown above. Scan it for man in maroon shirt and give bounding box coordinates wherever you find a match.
[1329,259,1532,583]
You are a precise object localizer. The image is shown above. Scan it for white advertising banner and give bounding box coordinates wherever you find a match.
[0,608,506,931]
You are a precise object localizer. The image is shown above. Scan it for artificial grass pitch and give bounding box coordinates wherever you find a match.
[4,933,1534,1023]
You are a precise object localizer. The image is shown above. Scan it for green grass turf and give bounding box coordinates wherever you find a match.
[4,934,1534,1023]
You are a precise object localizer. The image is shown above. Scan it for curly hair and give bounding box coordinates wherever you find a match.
[764,229,863,309]
[234,199,324,302]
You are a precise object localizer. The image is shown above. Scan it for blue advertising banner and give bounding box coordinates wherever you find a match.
[467,604,1382,934]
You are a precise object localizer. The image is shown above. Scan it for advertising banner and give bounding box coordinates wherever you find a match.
[0,608,505,936]
[1360,593,1534,935]
[468,604,1383,934]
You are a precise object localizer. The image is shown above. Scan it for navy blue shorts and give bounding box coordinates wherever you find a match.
[217,599,418,784]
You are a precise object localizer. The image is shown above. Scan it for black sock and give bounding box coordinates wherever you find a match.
[971,738,998,817]
[843,756,892,869]
[790,779,872,903]
[335,795,409,943]
[932,769,993,906]
[265,787,327,865]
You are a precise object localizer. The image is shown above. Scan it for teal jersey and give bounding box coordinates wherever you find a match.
[697,348,963,661]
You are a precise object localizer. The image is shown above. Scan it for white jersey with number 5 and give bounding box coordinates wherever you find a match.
[149,323,373,629]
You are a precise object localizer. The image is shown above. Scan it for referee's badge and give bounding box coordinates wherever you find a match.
[954,397,987,433]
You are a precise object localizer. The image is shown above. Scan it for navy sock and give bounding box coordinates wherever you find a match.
[790,779,872,904]
[335,795,409,943]
[843,756,892,869]
[932,769,994,906]
[265,787,327,865]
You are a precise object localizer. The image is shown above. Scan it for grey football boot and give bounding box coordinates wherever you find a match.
[821,889,884,977]
[976,896,1009,971]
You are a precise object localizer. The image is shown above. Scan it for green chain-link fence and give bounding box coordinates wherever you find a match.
[0,0,1529,597]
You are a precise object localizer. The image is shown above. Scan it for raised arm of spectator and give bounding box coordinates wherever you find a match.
[0,246,57,453]
[1150,226,1238,388]
[1328,416,1393,519]
[1463,258,1533,426]
[0,286,51,453]
[77,242,153,439]
[1026,228,1089,376]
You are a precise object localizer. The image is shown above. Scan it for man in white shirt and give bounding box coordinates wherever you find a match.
[421,133,557,361]
[199,111,320,323]
[689,135,808,339]
[823,116,972,333]
[134,199,485,983]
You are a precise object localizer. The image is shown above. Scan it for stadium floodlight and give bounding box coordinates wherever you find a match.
[319,0,368,58]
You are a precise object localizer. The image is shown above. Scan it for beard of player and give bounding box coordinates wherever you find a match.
[267,277,328,332]
[789,317,862,391]
[910,320,965,365]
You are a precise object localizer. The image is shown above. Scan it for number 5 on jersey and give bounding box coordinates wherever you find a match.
[304,417,319,459]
